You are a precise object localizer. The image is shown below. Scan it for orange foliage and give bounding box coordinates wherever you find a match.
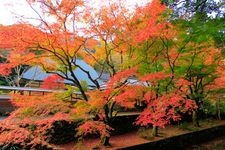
[106,67,138,90]
[0,91,72,148]
[114,85,144,108]
[75,67,139,116]
[0,112,70,149]
[9,93,71,117]
[81,0,135,69]
[206,76,225,90]
[0,24,39,74]
[175,78,192,94]
[0,63,13,76]
[132,0,169,43]
[140,72,172,82]
[87,90,106,110]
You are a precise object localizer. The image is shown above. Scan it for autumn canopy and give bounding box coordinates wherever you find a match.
[0,0,225,148]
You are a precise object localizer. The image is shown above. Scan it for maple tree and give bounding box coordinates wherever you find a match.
[135,76,197,136]
[82,0,136,76]
[0,0,166,147]
[0,0,141,100]
[0,1,98,100]
[126,0,225,126]
[76,120,113,146]
[162,19,224,126]
[0,26,34,87]
[138,3,224,131]
[74,67,140,145]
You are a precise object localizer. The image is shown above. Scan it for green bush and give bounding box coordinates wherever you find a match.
[201,99,216,116]
[217,100,225,115]
[200,98,225,119]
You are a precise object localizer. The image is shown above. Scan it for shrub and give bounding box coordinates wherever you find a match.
[76,120,113,145]
[0,118,53,149]
[10,93,71,118]
[200,99,216,117]
[0,92,82,148]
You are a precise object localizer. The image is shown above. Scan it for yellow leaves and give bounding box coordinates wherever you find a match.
[9,54,22,61]
[8,51,36,66]
[82,40,106,66]
[87,90,106,109]
[94,45,106,59]
[10,93,61,108]
[74,90,106,117]
[74,100,91,116]
[39,57,58,71]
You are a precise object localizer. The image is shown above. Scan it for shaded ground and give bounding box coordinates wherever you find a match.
[186,136,225,150]
[57,120,225,150]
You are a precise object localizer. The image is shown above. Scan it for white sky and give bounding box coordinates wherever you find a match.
[0,0,150,25]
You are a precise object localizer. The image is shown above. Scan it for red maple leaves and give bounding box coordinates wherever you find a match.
[40,74,65,90]
[136,91,197,128]
[76,120,113,139]
[133,0,169,43]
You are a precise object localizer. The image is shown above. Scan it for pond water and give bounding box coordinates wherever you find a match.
[186,136,225,150]
[0,116,7,121]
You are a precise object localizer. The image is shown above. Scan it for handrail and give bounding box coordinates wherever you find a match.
[0,95,10,99]
[0,86,81,95]
[0,85,61,93]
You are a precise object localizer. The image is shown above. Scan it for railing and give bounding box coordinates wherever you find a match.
[0,86,142,117]
[0,95,10,99]
[0,86,81,115]
[0,85,80,96]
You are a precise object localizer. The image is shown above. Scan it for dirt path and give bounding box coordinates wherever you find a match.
[56,120,225,150]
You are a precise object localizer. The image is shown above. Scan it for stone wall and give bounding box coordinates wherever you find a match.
[0,99,14,115]
[119,123,225,150]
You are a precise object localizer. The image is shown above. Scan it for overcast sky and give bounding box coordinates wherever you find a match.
[0,0,150,25]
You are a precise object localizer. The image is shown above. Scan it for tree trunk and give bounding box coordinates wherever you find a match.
[216,99,221,120]
[79,88,88,101]
[100,105,111,146]
[109,102,116,119]
[192,110,200,127]
[100,136,110,146]
[152,126,159,137]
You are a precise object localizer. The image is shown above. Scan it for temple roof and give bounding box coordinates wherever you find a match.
[22,59,105,88]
